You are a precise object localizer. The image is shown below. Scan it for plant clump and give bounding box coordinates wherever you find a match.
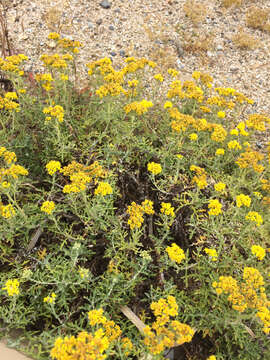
[0,32,269,360]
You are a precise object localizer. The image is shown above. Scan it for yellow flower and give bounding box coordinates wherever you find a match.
[88,308,107,326]
[189,133,198,141]
[44,292,56,304]
[166,243,185,263]
[245,211,263,227]
[147,162,162,175]
[60,74,68,81]
[228,140,242,150]
[164,101,173,109]
[0,204,15,218]
[46,160,61,175]
[160,202,175,217]
[216,148,225,156]
[214,182,226,192]
[204,248,218,261]
[167,68,179,77]
[236,194,251,208]
[48,32,60,40]
[207,356,216,360]
[192,71,200,80]
[2,279,20,296]
[94,182,113,196]
[208,199,222,216]
[251,245,266,261]
[230,128,239,136]
[217,111,225,118]
[127,202,144,229]
[154,74,164,82]
[41,201,55,215]
[176,154,183,159]
[141,199,155,215]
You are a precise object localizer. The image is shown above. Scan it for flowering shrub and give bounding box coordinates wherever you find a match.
[0,32,269,360]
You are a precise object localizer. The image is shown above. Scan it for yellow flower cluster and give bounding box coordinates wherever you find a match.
[0,203,16,219]
[211,124,227,142]
[154,73,164,82]
[189,133,198,141]
[40,53,73,69]
[166,243,185,264]
[160,202,175,217]
[235,148,264,173]
[147,162,162,175]
[228,140,242,150]
[61,161,107,194]
[35,73,54,91]
[43,105,64,123]
[51,329,109,360]
[127,199,154,229]
[236,194,251,208]
[143,296,195,355]
[0,149,28,216]
[54,35,82,54]
[204,248,218,261]
[124,99,153,115]
[0,146,17,164]
[213,267,270,333]
[245,114,270,132]
[216,148,225,156]
[94,182,113,196]
[0,54,27,75]
[182,80,204,103]
[44,292,56,304]
[88,308,122,342]
[141,199,155,215]
[2,279,20,296]
[167,68,179,77]
[245,211,263,227]
[0,92,20,112]
[190,165,208,189]
[208,199,222,216]
[41,201,55,215]
[192,71,213,87]
[251,245,266,261]
[86,57,156,98]
[214,182,226,192]
[46,160,62,175]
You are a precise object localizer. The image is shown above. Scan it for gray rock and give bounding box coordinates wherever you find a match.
[110,51,117,56]
[109,25,114,30]
[176,59,184,69]
[119,50,126,57]
[96,19,102,25]
[217,44,223,51]
[100,0,111,9]
[88,21,94,29]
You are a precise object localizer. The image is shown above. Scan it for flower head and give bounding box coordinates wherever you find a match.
[41,201,55,215]
[46,160,61,175]
[2,279,20,296]
[251,245,266,261]
[166,243,185,264]
[147,162,162,175]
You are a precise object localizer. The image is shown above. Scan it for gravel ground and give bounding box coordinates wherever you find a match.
[2,0,270,117]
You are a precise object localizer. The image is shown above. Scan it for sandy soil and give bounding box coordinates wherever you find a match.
[0,341,32,360]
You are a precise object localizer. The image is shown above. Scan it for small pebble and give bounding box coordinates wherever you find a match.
[100,0,111,9]
[217,44,223,51]
[109,25,114,30]
[110,51,117,56]
[119,50,126,57]
[176,59,184,69]
[96,19,102,25]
